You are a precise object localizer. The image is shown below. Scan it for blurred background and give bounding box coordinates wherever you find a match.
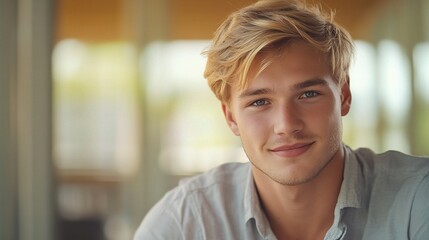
[1,0,428,239]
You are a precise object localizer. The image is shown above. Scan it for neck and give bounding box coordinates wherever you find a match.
[253,149,345,240]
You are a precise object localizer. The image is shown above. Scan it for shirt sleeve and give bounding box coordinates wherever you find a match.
[409,174,429,240]
[133,199,184,240]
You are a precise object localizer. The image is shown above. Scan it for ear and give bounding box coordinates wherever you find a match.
[221,103,240,136]
[340,77,352,116]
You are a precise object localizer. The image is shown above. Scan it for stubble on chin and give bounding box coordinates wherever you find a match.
[247,128,343,186]
[249,154,335,186]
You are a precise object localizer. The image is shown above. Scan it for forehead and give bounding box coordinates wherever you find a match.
[240,41,331,89]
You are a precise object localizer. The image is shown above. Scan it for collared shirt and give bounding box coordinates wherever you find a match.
[134,146,429,239]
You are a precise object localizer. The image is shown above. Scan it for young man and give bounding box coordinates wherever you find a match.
[134,0,429,239]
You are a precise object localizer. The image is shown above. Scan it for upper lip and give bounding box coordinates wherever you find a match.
[269,142,315,151]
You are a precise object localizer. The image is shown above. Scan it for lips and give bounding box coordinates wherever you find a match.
[269,142,315,158]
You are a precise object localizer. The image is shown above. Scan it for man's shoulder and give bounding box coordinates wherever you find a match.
[134,162,251,239]
[178,162,250,191]
[352,147,429,175]
[153,162,250,210]
[343,147,429,239]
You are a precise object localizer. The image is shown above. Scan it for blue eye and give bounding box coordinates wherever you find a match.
[251,99,269,106]
[300,91,319,99]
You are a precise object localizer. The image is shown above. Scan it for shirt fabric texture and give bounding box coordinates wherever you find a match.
[134,146,429,240]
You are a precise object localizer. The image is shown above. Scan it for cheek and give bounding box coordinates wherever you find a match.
[320,104,343,137]
[306,100,342,129]
[237,113,272,142]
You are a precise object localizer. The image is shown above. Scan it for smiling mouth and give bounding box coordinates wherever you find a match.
[269,142,315,158]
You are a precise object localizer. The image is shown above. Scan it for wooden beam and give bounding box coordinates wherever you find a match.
[169,0,388,40]
[54,0,388,42]
[54,0,132,42]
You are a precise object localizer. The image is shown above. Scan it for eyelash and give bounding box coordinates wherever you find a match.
[248,91,321,107]
[250,99,270,107]
[299,91,320,99]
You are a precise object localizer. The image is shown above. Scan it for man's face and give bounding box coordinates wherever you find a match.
[222,41,351,185]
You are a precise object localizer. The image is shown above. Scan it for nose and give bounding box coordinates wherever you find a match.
[273,103,304,135]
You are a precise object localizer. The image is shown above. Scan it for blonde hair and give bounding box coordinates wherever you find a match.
[203,0,354,102]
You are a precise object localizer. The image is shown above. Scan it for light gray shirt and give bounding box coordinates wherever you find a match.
[134,146,429,239]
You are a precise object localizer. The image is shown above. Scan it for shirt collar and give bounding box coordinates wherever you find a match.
[243,164,273,237]
[328,145,365,237]
[243,165,254,222]
[337,145,365,209]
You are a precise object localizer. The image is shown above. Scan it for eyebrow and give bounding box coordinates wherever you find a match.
[239,88,274,98]
[238,78,328,98]
[293,78,328,90]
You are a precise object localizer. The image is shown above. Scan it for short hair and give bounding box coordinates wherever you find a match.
[203,0,354,103]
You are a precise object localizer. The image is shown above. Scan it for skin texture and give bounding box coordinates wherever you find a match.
[222,41,352,239]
